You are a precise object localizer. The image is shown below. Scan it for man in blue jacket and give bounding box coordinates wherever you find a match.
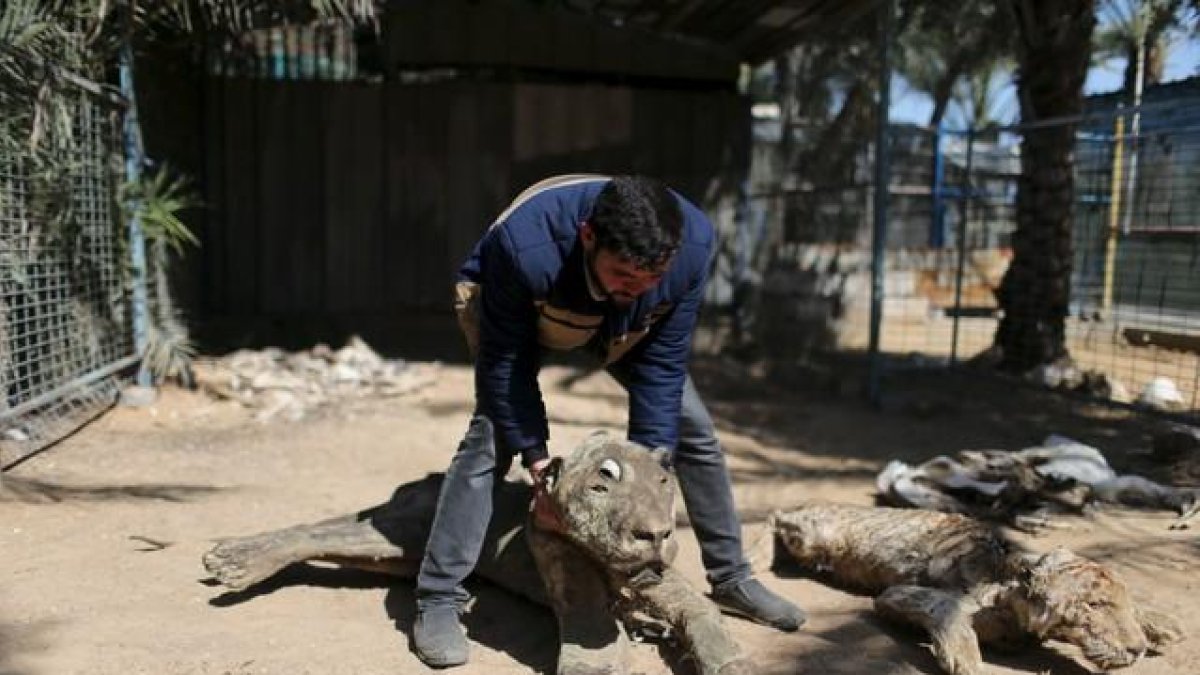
[413,175,805,667]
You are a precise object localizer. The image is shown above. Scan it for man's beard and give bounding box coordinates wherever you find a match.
[609,294,635,308]
[586,249,635,308]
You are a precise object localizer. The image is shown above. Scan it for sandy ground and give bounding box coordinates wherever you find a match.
[1,355,1198,675]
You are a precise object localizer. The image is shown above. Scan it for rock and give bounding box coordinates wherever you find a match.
[335,335,384,372]
[1108,378,1132,404]
[1028,361,1070,389]
[119,385,159,408]
[1072,370,1112,398]
[1137,377,1185,411]
[3,427,30,442]
[326,362,362,384]
[255,390,305,424]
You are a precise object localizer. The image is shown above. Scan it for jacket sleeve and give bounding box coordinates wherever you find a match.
[474,228,549,463]
[620,257,708,450]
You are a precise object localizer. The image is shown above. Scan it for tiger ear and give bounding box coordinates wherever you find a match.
[538,457,564,492]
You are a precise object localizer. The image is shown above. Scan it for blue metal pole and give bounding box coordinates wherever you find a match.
[867,0,895,405]
[119,43,152,387]
[930,122,945,247]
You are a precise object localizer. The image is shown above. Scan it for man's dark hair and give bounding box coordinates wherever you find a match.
[589,176,683,269]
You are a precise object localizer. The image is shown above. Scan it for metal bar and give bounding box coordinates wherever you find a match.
[0,354,139,424]
[930,122,945,247]
[119,43,152,387]
[1101,114,1126,314]
[867,0,894,405]
[877,98,1193,136]
[950,127,975,366]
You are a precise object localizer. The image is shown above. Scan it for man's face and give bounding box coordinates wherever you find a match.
[587,248,666,308]
[581,222,669,308]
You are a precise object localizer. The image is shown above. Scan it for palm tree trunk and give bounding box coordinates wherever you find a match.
[994,0,1096,372]
[927,65,963,129]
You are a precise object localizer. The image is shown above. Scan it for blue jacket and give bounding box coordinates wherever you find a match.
[458,176,714,460]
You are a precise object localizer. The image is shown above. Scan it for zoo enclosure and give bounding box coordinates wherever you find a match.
[0,91,139,468]
[736,101,1200,419]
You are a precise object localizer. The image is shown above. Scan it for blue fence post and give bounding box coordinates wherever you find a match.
[930,122,946,247]
[119,43,152,388]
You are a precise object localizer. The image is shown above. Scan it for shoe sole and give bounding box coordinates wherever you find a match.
[714,601,806,632]
[414,649,469,669]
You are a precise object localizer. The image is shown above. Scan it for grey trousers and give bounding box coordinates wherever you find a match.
[414,372,750,610]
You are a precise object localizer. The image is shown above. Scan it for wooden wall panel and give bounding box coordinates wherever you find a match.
[257,83,325,312]
[324,83,385,312]
[220,78,260,314]
[201,78,748,341]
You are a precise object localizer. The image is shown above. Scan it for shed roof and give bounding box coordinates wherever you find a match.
[559,0,882,64]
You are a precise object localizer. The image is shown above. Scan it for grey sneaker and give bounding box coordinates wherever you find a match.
[711,578,807,632]
[413,606,469,667]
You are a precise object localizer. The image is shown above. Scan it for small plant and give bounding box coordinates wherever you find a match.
[121,165,200,253]
[121,165,201,388]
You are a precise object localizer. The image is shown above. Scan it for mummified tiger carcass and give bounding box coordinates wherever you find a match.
[770,503,1184,675]
[876,435,1200,530]
[203,428,753,675]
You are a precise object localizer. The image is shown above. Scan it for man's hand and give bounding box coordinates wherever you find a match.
[529,458,566,533]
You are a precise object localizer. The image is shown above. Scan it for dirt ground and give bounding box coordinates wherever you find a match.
[2,354,1198,675]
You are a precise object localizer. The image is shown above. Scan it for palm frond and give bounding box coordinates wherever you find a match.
[121,165,201,253]
[148,0,380,36]
[3,1,382,156]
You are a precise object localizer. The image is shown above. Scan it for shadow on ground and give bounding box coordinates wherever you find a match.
[385,581,559,673]
[205,563,401,607]
[689,354,1171,478]
[0,475,221,503]
[0,618,55,675]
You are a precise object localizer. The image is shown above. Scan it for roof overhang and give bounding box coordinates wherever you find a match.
[560,0,882,64]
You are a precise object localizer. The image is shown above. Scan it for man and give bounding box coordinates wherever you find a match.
[413,175,806,667]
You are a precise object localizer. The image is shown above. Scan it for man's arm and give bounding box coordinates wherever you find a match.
[620,261,708,450]
[475,229,550,466]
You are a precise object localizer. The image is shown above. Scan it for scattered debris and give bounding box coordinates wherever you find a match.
[129,535,172,552]
[1024,358,1134,404]
[200,337,439,423]
[1027,358,1085,390]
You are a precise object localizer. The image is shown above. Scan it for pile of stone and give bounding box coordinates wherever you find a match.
[201,337,438,423]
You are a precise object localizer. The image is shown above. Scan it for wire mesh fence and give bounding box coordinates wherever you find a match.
[737,101,1200,420]
[0,92,136,467]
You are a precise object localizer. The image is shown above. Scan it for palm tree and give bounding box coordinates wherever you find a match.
[897,0,1016,128]
[1094,0,1190,98]
[1,1,379,385]
[947,63,1017,130]
[2,1,378,153]
[993,0,1097,372]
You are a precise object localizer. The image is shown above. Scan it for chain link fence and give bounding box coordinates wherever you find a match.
[0,92,137,468]
[731,100,1199,420]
